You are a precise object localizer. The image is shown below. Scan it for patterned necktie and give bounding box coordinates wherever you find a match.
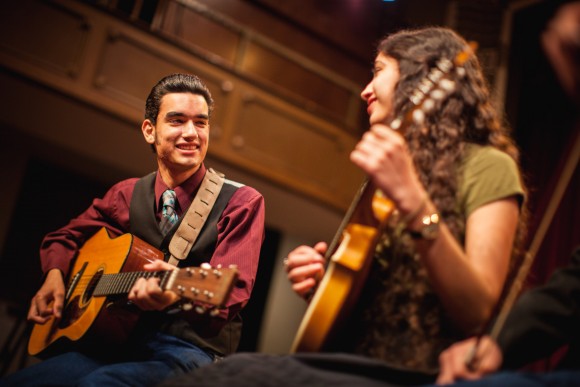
[160,189,178,234]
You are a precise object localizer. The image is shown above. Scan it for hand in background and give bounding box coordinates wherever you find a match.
[542,1,580,105]
[436,336,503,385]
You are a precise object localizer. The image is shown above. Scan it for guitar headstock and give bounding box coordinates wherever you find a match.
[390,41,478,131]
[165,265,239,312]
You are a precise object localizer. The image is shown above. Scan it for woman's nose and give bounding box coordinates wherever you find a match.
[361,82,372,102]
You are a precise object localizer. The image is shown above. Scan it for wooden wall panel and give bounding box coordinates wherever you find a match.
[241,41,353,120]
[159,1,241,66]
[157,0,364,134]
[0,0,89,78]
[93,29,232,138]
[0,0,363,211]
[228,92,363,210]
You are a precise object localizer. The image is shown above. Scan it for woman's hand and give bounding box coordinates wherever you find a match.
[128,259,179,311]
[285,242,327,299]
[350,124,427,216]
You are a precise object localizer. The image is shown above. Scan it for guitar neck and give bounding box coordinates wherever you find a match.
[93,270,173,297]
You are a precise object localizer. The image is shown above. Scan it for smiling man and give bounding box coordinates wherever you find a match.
[2,73,266,387]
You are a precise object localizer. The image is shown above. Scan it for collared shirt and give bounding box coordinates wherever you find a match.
[39,164,265,320]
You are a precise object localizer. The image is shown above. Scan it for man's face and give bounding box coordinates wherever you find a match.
[142,92,210,175]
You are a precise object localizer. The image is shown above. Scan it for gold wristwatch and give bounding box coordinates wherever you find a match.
[408,213,440,240]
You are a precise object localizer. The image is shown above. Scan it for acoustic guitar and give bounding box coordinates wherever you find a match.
[291,44,477,353]
[28,227,238,357]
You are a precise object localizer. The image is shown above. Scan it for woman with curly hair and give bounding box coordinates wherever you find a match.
[286,26,527,378]
[160,27,528,387]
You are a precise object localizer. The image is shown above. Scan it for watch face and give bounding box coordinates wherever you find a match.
[408,213,440,240]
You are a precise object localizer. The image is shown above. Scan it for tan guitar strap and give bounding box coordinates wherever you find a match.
[167,168,225,266]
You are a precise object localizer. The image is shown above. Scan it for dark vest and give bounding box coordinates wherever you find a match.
[129,171,242,356]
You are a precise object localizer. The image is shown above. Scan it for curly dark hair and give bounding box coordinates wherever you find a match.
[378,27,528,262]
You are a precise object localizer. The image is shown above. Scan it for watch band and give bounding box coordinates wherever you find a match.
[408,212,440,240]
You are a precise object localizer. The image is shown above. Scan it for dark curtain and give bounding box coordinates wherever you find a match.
[507,0,580,372]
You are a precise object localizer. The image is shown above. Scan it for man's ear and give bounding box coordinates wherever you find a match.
[142,119,155,144]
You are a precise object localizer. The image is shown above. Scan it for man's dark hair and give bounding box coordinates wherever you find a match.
[145,73,214,124]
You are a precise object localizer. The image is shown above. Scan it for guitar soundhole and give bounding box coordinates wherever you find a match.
[57,267,104,329]
[59,295,82,329]
[82,268,104,305]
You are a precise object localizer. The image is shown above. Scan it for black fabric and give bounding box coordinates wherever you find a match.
[158,352,437,387]
[130,172,163,248]
[129,171,242,356]
[498,246,580,371]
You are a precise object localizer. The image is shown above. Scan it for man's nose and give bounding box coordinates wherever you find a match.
[183,121,198,138]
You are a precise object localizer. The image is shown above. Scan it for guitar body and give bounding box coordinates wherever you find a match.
[292,184,394,352]
[291,224,382,352]
[28,228,164,357]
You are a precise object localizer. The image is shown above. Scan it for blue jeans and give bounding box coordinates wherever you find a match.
[0,333,213,387]
[445,370,580,386]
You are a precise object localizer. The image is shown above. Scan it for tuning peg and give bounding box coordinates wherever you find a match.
[428,68,444,83]
[390,117,402,130]
[439,79,455,93]
[412,109,425,125]
[181,303,193,311]
[190,287,200,297]
[418,78,434,95]
[195,305,206,314]
[176,285,186,295]
[209,308,220,317]
[436,58,453,73]
[410,89,425,106]
[430,89,446,101]
[422,98,435,112]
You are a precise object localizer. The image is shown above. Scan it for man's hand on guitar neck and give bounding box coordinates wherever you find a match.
[128,259,180,311]
[285,242,327,300]
[28,268,65,324]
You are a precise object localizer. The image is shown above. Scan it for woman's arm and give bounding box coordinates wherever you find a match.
[351,123,520,332]
[413,197,519,331]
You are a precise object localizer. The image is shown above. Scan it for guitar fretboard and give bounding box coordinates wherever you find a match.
[93,270,172,296]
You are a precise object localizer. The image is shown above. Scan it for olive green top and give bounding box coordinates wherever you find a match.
[345,144,525,374]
